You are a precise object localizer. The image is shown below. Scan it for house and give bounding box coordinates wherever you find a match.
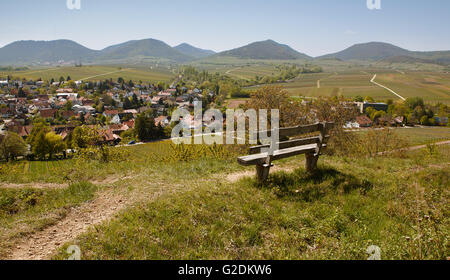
[39,109,57,119]
[356,102,388,114]
[57,93,78,99]
[103,110,119,118]
[0,107,14,118]
[72,105,95,114]
[56,88,74,94]
[151,96,163,105]
[356,115,373,127]
[81,98,95,106]
[154,116,170,127]
[62,110,75,120]
[394,116,406,126]
[98,129,121,145]
[8,125,33,139]
[123,119,135,129]
[378,116,396,126]
[109,124,128,135]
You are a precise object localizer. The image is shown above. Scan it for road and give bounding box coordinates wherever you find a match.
[79,69,128,81]
[370,74,406,101]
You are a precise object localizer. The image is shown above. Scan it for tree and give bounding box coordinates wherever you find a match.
[123,97,132,110]
[0,132,27,161]
[45,132,66,160]
[420,115,430,126]
[32,130,48,160]
[18,87,26,98]
[65,100,73,111]
[406,97,424,110]
[364,96,375,103]
[27,122,50,147]
[72,126,88,149]
[354,96,364,102]
[135,113,159,141]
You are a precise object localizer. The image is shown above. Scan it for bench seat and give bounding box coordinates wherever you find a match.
[238,143,318,166]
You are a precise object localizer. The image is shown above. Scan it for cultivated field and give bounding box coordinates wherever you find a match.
[0,65,175,83]
[247,70,450,104]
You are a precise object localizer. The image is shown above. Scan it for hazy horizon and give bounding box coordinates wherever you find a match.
[1,0,449,56]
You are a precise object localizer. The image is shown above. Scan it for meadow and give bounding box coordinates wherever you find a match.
[0,65,175,83]
[0,127,449,260]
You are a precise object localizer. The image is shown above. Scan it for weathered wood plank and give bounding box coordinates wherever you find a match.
[255,122,334,139]
[238,144,318,166]
[249,136,322,155]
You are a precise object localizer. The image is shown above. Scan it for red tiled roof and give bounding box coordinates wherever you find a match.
[356,115,373,126]
[39,109,57,118]
[123,120,135,128]
[104,110,119,116]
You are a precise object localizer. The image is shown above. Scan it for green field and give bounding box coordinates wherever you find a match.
[0,128,449,260]
[376,72,450,104]
[0,65,175,83]
[246,70,450,104]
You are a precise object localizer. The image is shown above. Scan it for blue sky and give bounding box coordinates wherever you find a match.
[1,0,449,56]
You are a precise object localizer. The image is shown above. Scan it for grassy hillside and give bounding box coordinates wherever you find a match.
[318,42,450,65]
[0,65,174,83]
[214,40,311,60]
[174,43,216,59]
[97,39,191,63]
[0,40,98,65]
[0,128,449,260]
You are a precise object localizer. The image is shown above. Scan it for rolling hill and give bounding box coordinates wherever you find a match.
[0,40,99,65]
[318,42,411,61]
[174,43,216,59]
[318,42,450,65]
[215,39,311,60]
[98,39,192,62]
[1,39,448,66]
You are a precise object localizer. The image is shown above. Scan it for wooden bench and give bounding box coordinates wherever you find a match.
[237,122,334,181]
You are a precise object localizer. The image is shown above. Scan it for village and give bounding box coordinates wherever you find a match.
[0,76,215,149]
[0,74,448,161]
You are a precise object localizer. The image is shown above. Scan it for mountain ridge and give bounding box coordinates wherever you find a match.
[0,39,449,65]
[174,43,216,59]
[215,39,311,60]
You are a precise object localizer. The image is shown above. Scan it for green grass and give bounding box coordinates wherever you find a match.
[391,127,450,145]
[0,182,98,258]
[1,129,449,260]
[0,65,174,83]
[53,146,449,260]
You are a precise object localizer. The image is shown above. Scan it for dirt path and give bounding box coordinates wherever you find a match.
[227,164,299,183]
[0,183,67,189]
[378,140,450,155]
[370,74,406,101]
[6,188,130,260]
[2,175,180,260]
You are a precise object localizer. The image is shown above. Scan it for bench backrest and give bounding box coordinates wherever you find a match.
[249,122,334,155]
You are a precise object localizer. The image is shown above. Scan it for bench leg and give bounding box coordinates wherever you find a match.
[256,164,271,182]
[305,153,319,173]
